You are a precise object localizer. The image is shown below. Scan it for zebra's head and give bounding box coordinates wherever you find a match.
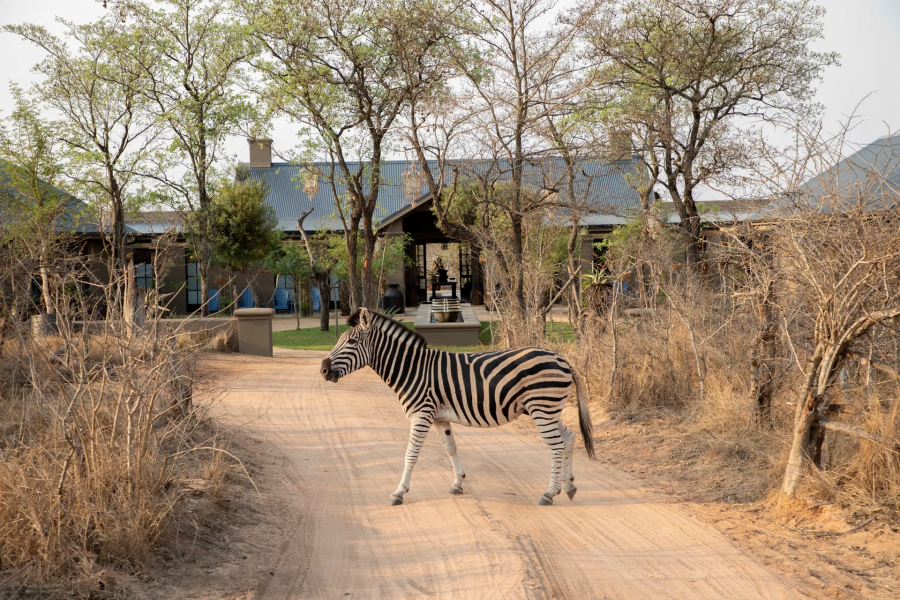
[321,307,374,383]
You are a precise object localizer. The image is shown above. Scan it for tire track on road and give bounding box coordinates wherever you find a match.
[208,350,796,600]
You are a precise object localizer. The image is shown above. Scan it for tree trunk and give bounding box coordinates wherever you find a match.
[667,181,701,267]
[682,214,702,267]
[510,214,527,316]
[196,144,211,316]
[124,253,136,337]
[343,218,361,313]
[750,320,778,425]
[360,223,379,309]
[294,280,301,329]
[339,279,351,316]
[109,175,127,284]
[781,349,824,498]
[565,221,583,338]
[198,256,210,317]
[39,264,54,316]
[37,232,55,315]
[781,389,824,497]
[317,276,330,332]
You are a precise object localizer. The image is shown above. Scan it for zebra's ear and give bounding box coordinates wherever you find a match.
[358,307,372,330]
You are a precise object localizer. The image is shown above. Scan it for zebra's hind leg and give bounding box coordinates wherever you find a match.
[390,413,434,506]
[560,422,577,500]
[435,421,466,494]
[529,405,566,506]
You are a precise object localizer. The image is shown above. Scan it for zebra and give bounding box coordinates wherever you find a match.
[320,307,596,506]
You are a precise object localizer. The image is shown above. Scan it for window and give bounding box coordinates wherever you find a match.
[135,263,154,291]
[458,243,471,280]
[415,244,427,301]
[133,249,154,291]
[277,274,295,303]
[186,259,201,309]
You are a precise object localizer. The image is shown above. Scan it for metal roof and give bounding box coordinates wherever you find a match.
[125,211,183,235]
[798,135,900,210]
[0,160,94,233]
[245,157,645,233]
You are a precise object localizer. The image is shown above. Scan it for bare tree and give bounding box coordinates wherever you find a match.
[746,120,900,498]
[406,0,595,325]
[779,189,900,494]
[583,0,837,266]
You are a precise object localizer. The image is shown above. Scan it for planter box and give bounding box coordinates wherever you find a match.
[414,303,480,347]
[234,308,275,357]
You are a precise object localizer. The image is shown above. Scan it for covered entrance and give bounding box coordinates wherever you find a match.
[398,204,480,307]
[409,242,473,304]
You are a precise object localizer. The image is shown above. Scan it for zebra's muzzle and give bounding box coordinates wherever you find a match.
[320,357,340,383]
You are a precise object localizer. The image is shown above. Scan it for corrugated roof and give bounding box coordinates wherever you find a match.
[125,211,183,235]
[246,157,644,233]
[1,160,92,232]
[799,135,900,209]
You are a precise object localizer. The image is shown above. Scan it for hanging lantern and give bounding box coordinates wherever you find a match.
[402,163,424,205]
[301,166,320,199]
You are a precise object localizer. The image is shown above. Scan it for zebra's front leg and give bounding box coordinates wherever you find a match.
[435,421,466,495]
[390,413,435,506]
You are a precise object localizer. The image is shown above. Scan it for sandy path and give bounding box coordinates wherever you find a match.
[209,349,794,600]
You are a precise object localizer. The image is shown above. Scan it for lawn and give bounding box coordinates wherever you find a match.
[272,319,574,353]
[273,320,495,353]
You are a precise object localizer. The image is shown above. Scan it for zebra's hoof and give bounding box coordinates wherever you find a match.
[449,485,464,495]
[538,495,554,506]
[389,496,403,506]
[565,486,577,500]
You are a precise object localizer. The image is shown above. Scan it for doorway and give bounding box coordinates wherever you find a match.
[410,242,472,304]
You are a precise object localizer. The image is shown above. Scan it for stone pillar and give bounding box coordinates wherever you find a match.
[234,308,275,357]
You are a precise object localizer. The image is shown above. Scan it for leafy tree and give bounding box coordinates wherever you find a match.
[210,169,280,308]
[122,0,258,315]
[7,16,160,283]
[0,87,71,316]
[327,232,413,303]
[584,0,837,265]
[297,209,338,331]
[240,0,454,310]
[263,243,312,330]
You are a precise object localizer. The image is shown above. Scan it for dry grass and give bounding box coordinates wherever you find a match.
[0,326,235,596]
[542,287,900,515]
[802,386,900,513]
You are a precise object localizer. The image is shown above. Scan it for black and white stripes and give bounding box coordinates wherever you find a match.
[321,307,595,505]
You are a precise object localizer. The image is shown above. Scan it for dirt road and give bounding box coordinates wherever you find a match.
[210,350,794,600]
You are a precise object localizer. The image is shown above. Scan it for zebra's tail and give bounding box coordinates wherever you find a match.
[573,372,596,460]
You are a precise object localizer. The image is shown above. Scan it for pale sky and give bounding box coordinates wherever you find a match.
[1,0,900,170]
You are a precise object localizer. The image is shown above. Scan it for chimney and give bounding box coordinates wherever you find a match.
[248,137,272,168]
[607,130,632,161]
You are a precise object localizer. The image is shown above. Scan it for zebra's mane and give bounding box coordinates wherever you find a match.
[347,309,428,349]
